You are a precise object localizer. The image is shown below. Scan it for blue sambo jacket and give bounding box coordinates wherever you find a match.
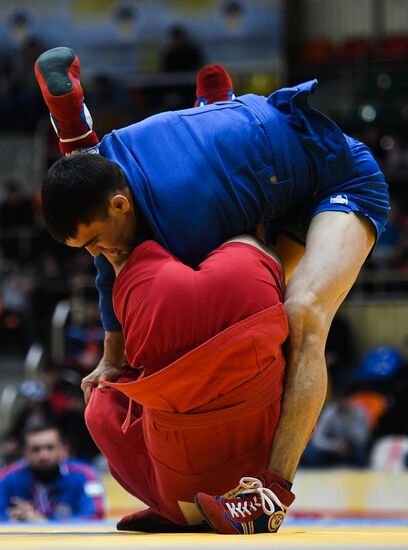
[95,80,387,330]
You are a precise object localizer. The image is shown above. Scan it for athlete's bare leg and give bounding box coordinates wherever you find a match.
[270,234,305,283]
[267,211,376,480]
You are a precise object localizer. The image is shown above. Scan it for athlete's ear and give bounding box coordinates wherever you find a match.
[108,194,131,215]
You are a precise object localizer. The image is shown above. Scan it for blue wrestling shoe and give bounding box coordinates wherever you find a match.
[195,473,295,535]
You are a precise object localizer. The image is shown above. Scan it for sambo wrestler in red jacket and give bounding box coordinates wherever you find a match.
[85,235,295,533]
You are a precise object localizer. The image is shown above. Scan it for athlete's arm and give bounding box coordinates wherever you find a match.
[81,255,125,404]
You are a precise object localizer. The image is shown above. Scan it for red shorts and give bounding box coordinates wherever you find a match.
[86,241,288,524]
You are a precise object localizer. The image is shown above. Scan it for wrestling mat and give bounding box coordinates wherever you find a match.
[1,519,407,550]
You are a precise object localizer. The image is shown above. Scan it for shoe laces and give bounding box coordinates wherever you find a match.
[225,477,283,519]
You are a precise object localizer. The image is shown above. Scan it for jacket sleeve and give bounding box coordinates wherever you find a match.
[94,254,122,332]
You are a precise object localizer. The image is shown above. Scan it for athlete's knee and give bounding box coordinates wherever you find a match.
[284,289,330,339]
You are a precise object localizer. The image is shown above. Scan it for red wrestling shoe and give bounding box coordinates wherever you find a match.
[195,471,295,535]
[117,508,212,533]
[195,64,235,106]
[34,47,99,154]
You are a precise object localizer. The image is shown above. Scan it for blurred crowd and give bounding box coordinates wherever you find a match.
[302,324,408,471]
[0,176,105,469]
[0,179,99,353]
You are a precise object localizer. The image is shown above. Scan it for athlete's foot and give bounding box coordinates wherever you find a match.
[117,508,212,533]
[195,471,295,535]
[34,47,99,154]
[195,64,235,106]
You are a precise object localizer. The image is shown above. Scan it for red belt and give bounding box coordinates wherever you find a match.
[147,356,284,429]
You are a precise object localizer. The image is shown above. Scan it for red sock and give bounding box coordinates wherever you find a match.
[258,470,295,508]
[195,64,235,106]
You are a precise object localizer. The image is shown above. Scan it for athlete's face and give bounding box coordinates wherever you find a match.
[65,193,138,265]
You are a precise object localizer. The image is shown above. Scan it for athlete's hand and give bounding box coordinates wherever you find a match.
[81,359,122,404]
[82,331,125,404]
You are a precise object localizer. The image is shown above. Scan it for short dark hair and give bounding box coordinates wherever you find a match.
[22,424,62,445]
[41,154,129,242]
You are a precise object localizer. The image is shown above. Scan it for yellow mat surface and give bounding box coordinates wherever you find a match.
[0,522,407,550]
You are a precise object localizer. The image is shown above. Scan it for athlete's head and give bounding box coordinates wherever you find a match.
[42,154,138,263]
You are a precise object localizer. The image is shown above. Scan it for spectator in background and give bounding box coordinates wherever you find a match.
[12,37,44,130]
[222,0,246,33]
[7,381,52,441]
[51,377,101,464]
[325,314,356,394]
[6,8,34,48]
[0,424,105,522]
[0,180,34,261]
[87,74,129,138]
[392,201,408,271]
[0,263,35,353]
[302,393,371,468]
[0,56,19,129]
[351,345,405,437]
[161,25,204,73]
[160,25,205,109]
[8,372,101,465]
[0,434,21,468]
[369,200,406,269]
[65,301,104,374]
[368,342,408,451]
[111,3,139,40]
[370,435,408,471]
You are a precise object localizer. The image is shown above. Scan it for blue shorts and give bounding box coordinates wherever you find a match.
[239,81,391,247]
[255,81,390,244]
[98,81,390,331]
[268,134,390,247]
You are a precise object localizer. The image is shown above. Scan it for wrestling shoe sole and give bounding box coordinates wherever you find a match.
[36,47,76,96]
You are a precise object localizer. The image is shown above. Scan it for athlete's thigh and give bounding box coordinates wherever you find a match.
[255,225,305,283]
[269,234,305,283]
[285,210,375,324]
